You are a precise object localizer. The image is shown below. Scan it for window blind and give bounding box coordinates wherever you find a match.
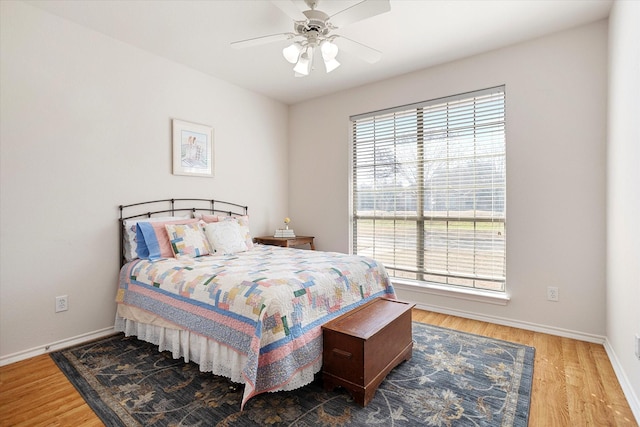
[351,86,506,291]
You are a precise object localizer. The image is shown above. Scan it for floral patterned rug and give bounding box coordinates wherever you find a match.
[51,322,534,426]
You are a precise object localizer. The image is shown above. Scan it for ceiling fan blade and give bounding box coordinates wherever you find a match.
[231,33,295,49]
[330,0,390,28]
[270,0,307,21]
[335,35,382,63]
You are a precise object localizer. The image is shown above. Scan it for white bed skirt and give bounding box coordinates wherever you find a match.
[114,306,322,405]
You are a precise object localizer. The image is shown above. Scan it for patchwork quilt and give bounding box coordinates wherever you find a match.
[116,245,395,407]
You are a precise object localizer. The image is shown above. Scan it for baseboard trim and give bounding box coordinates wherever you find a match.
[412,301,606,344]
[603,338,640,424]
[0,326,116,367]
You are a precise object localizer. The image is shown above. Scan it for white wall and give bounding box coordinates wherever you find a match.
[0,1,289,359]
[289,21,608,337]
[607,0,640,418]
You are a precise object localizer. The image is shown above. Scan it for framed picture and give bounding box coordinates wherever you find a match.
[172,119,214,177]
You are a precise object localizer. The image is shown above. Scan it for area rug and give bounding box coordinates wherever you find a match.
[51,322,534,426]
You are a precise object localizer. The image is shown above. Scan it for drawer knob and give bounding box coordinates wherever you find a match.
[332,348,352,359]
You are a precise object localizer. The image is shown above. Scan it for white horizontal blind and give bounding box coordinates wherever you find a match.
[351,86,506,291]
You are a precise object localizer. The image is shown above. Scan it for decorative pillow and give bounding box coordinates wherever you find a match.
[218,215,254,250]
[165,222,212,258]
[193,212,220,223]
[122,215,188,262]
[204,221,248,255]
[136,218,199,260]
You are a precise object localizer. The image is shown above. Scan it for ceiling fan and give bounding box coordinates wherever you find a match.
[231,0,391,77]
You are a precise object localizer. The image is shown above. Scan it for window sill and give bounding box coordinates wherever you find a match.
[391,279,510,306]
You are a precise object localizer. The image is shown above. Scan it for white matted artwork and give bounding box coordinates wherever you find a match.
[172,119,214,177]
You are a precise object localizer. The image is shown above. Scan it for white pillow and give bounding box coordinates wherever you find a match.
[205,221,248,255]
[122,215,188,262]
[219,215,254,250]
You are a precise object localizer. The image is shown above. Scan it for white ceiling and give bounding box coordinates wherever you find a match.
[27,0,612,105]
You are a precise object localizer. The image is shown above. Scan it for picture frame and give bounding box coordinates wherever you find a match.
[172,119,214,177]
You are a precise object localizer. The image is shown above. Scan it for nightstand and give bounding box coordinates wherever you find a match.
[254,236,315,250]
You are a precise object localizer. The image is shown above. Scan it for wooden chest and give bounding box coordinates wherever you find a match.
[321,297,415,406]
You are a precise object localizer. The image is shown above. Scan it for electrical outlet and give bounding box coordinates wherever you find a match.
[55,295,68,313]
[547,286,559,302]
[635,334,640,360]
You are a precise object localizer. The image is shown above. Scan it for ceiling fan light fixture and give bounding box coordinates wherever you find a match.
[320,39,339,60]
[293,47,313,76]
[232,0,390,77]
[320,39,340,73]
[323,57,340,73]
[282,42,303,64]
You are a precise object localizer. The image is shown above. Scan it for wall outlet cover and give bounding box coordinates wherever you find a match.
[55,295,68,313]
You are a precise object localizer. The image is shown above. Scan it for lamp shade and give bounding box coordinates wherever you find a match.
[320,40,339,60]
[293,46,314,76]
[282,42,302,64]
[324,57,340,73]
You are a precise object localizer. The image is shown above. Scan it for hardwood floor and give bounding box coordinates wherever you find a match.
[0,353,102,427]
[0,309,637,426]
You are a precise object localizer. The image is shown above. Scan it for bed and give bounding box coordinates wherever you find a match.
[114,198,396,408]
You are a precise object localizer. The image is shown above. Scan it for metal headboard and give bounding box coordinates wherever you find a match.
[119,198,248,266]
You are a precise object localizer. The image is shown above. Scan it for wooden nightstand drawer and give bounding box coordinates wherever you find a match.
[322,297,415,406]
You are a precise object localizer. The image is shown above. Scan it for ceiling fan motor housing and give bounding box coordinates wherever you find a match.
[296,9,332,37]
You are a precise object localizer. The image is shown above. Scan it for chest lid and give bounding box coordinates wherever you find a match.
[323,298,414,340]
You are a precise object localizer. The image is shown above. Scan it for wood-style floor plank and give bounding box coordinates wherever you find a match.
[0,309,637,426]
[0,354,103,427]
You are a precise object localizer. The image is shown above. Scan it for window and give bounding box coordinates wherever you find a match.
[351,86,506,292]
